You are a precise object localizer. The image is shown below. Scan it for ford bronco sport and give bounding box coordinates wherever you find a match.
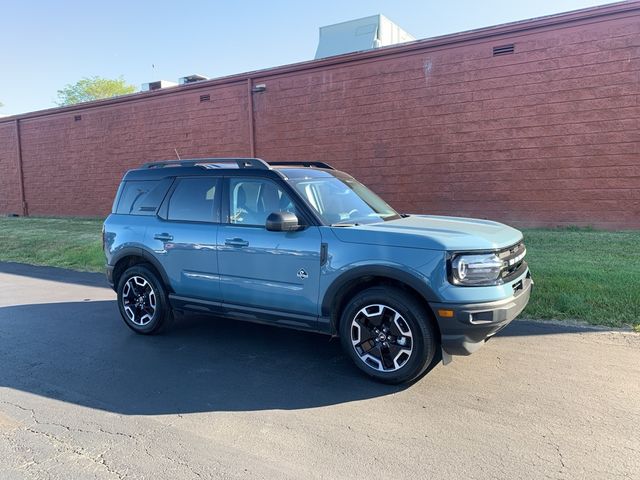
[104,158,532,383]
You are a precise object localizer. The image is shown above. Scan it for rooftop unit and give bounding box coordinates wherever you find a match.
[315,14,415,59]
[141,80,178,92]
[179,74,209,85]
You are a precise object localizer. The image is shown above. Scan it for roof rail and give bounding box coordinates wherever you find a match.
[268,161,335,170]
[141,158,270,170]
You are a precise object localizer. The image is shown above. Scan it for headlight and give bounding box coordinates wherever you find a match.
[450,253,503,286]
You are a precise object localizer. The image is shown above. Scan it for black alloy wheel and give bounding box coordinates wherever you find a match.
[339,286,437,384]
[117,265,172,334]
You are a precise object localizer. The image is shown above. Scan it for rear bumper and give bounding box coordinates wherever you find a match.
[430,272,533,355]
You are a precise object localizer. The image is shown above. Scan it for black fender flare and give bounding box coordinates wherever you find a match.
[110,246,172,291]
[320,264,437,319]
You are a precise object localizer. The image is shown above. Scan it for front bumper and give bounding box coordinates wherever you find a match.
[105,265,115,289]
[431,272,533,355]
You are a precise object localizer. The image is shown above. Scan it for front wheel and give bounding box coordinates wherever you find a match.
[339,287,437,384]
[116,264,173,334]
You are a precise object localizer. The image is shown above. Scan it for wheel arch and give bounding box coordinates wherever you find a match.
[111,248,172,292]
[321,266,439,336]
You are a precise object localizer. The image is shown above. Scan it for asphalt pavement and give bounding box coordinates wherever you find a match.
[0,262,638,480]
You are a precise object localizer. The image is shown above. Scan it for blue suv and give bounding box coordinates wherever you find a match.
[104,158,532,383]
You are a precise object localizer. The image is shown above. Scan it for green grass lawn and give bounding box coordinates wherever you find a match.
[0,216,638,329]
[0,216,105,272]
[520,228,639,329]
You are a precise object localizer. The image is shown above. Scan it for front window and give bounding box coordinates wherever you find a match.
[229,178,298,226]
[290,173,400,225]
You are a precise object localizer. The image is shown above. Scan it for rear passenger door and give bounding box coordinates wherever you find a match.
[146,176,222,301]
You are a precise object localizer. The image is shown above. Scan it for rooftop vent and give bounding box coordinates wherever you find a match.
[315,14,415,59]
[141,80,178,92]
[493,44,515,56]
[179,74,209,85]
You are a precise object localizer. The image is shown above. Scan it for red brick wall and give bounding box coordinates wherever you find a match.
[1,4,639,228]
[253,11,640,229]
[16,83,249,216]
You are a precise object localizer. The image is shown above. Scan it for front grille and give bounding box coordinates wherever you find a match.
[498,242,526,281]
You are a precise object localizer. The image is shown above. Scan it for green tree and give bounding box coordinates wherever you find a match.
[56,76,136,106]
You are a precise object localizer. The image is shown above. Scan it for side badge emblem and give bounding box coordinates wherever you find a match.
[297,269,309,280]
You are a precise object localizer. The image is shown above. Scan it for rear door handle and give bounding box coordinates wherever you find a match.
[154,233,174,241]
[225,238,249,247]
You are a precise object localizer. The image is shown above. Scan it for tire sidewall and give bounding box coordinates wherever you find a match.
[117,265,169,334]
[339,287,437,384]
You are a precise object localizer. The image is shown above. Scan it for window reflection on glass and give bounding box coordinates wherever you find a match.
[290,175,399,225]
[168,177,218,222]
[229,178,297,226]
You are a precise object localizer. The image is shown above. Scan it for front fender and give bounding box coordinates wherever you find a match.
[320,263,438,318]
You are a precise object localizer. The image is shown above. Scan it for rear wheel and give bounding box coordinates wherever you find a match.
[117,265,172,334]
[339,286,437,384]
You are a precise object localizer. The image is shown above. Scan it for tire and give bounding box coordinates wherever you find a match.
[339,286,437,384]
[116,264,173,335]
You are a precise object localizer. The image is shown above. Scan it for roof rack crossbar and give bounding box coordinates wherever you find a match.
[142,158,270,170]
[268,161,335,170]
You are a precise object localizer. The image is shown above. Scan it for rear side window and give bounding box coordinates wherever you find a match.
[167,177,219,222]
[116,180,161,215]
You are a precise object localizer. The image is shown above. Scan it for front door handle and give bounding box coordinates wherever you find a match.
[154,233,174,241]
[225,238,249,247]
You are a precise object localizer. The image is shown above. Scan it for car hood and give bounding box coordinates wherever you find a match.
[330,215,523,251]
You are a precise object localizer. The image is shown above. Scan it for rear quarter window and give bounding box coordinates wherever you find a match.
[115,179,172,215]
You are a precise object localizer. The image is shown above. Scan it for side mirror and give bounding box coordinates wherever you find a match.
[266,211,302,232]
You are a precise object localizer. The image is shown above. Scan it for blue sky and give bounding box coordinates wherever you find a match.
[1,0,612,115]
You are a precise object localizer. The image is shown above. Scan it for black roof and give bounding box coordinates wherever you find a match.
[123,158,338,181]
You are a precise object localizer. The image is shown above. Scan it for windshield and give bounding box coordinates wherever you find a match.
[289,173,401,225]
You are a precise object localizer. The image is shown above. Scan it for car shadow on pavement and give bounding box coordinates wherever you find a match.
[0,259,613,416]
[0,300,417,415]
